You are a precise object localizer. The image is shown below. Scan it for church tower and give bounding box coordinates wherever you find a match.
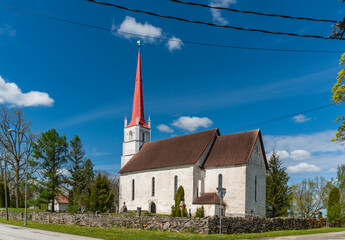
[121,47,151,168]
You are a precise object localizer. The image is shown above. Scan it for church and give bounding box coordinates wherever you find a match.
[118,48,268,217]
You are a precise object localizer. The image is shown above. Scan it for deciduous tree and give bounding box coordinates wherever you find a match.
[291,177,328,218]
[0,106,35,208]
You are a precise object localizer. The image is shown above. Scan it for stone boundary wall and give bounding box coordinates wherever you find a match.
[0,211,328,234]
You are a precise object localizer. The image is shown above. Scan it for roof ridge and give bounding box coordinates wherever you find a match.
[149,128,218,144]
[221,129,260,137]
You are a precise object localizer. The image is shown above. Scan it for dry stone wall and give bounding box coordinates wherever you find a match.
[0,211,328,235]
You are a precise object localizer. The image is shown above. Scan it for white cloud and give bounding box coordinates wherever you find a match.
[292,114,311,123]
[112,16,183,51]
[328,168,337,173]
[172,116,213,132]
[209,0,236,25]
[287,163,321,173]
[0,24,16,37]
[115,16,162,43]
[0,76,54,107]
[157,124,174,133]
[290,149,311,161]
[266,150,289,160]
[263,130,345,177]
[166,36,183,52]
[263,130,344,154]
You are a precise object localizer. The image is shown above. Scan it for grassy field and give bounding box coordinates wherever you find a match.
[1,217,345,240]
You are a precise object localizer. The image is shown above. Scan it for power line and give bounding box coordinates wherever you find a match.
[223,103,336,134]
[0,4,343,53]
[170,0,338,24]
[86,0,339,40]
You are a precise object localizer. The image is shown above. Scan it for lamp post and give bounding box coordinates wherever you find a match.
[217,187,226,237]
[8,129,28,225]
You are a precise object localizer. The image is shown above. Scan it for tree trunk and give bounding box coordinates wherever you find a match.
[51,197,55,212]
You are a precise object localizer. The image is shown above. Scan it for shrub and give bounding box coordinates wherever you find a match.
[171,185,187,217]
[195,206,205,218]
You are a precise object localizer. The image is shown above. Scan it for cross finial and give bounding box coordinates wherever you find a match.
[137,40,141,46]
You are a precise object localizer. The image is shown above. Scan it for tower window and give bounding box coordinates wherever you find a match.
[174,175,178,198]
[254,176,258,202]
[129,131,133,141]
[132,179,135,200]
[218,174,223,189]
[152,177,155,197]
[142,132,145,142]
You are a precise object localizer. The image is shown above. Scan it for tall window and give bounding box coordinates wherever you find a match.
[218,174,223,189]
[152,177,155,197]
[174,175,178,197]
[142,132,145,142]
[129,131,133,141]
[132,179,135,200]
[254,176,258,202]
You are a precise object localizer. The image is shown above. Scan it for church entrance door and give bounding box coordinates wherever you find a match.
[150,202,156,213]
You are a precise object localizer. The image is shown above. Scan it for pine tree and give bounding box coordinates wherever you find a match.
[67,135,86,213]
[327,187,341,226]
[32,129,68,212]
[89,172,114,213]
[266,151,292,218]
[82,158,94,212]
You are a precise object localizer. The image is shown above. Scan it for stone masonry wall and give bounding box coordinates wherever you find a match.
[0,211,328,235]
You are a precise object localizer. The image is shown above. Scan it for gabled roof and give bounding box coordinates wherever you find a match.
[119,129,218,173]
[56,194,68,204]
[192,192,224,205]
[203,129,268,169]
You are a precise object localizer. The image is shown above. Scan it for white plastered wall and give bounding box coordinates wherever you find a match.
[204,165,247,217]
[119,165,194,214]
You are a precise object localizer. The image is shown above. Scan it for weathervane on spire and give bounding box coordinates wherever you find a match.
[137,40,141,46]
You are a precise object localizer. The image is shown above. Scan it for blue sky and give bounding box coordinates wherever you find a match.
[0,0,344,182]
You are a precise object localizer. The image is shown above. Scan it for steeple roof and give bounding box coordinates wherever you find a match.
[127,48,149,128]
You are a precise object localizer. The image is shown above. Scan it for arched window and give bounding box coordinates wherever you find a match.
[174,175,178,197]
[254,175,258,202]
[129,131,133,141]
[152,177,155,197]
[218,174,223,189]
[132,179,135,200]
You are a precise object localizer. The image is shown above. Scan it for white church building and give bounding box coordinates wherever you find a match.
[119,48,268,217]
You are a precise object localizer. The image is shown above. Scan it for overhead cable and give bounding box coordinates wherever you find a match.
[223,103,336,133]
[170,0,338,23]
[86,0,338,40]
[0,4,343,53]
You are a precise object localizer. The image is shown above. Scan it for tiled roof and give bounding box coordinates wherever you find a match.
[192,192,224,205]
[203,129,268,169]
[119,129,218,173]
[56,194,68,204]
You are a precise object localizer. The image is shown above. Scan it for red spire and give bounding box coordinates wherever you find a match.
[127,48,149,128]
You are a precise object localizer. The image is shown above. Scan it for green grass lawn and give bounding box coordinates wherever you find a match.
[0,217,345,240]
